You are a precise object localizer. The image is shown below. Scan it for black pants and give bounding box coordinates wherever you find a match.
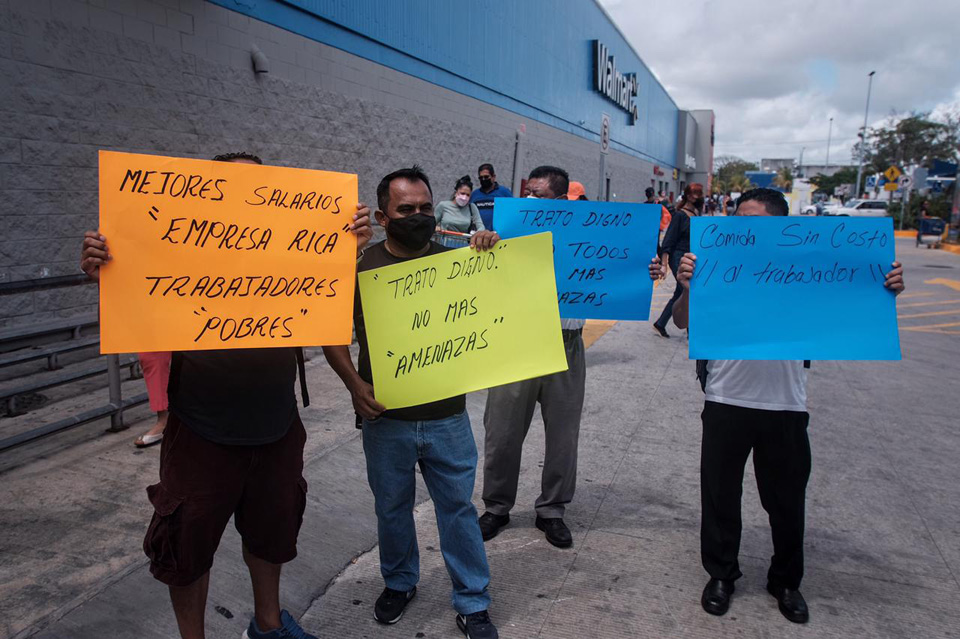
[654,254,683,329]
[700,401,811,589]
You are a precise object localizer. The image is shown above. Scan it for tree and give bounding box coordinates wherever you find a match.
[711,176,728,196]
[773,166,793,192]
[853,112,960,172]
[728,174,755,193]
[809,166,858,197]
[715,156,759,185]
[711,155,758,195]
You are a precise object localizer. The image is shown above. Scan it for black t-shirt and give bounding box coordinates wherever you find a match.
[169,348,298,445]
[661,210,692,259]
[356,240,466,421]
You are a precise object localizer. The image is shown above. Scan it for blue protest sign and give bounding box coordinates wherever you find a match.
[689,216,901,360]
[494,199,661,320]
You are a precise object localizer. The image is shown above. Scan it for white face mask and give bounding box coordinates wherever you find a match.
[455,194,470,207]
[526,194,538,199]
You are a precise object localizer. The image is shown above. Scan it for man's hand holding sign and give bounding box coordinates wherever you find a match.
[91,151,371,352]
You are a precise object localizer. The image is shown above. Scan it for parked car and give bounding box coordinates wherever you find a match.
[802,202,841,216]
[835,199,889,217]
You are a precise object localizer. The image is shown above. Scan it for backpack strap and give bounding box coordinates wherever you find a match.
[295,347,310,407]
[696,359,708,392]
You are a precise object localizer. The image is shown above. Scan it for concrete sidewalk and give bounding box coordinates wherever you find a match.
[3,239,960,638]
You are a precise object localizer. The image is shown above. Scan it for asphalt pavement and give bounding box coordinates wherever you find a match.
[2,237,959,639]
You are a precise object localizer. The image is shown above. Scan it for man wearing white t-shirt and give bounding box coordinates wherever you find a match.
[670,188,905,624]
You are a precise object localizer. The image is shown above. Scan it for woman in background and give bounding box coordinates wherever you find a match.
[134,351,171,447]
[435,175,486,233]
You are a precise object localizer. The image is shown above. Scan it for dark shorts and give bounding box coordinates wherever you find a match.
[143,413,308,587]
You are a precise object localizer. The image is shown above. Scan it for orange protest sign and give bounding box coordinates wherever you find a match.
[98,151,358,353]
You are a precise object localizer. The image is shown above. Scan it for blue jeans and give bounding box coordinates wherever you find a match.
[362,411,491,615]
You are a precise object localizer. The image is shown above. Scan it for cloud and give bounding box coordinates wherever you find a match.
[600,0,960,167]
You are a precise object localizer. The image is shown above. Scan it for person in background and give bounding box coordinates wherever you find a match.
[646,186,672,237]
[134,351,172,448]
[670,188,904,625]
[435,175,486,233]
[470,163,513,230]
[652,182,703,338]
[81,151,374,639]
[567,181,588,200]
[323,167,501,639]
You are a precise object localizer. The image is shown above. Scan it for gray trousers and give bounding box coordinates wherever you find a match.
[482,334,586,519]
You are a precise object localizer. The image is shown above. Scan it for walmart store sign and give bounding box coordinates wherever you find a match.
[593,40,639,125]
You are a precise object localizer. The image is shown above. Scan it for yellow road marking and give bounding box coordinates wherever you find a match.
[897,299,960,309]
[901,321,960,332]
[898,292,934,299]
[583,320,617,349]
[925,278,960,292]
[898,309,960,320]
[902,327,960,335]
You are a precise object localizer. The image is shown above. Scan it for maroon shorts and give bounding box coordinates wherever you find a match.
[143,413,307,587]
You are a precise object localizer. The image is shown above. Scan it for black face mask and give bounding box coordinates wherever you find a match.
[479,177,493,189]
[385,213,435,251]
[693,198,705,210]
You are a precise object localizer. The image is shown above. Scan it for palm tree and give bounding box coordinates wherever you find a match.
[729,174,755,194]
[773,167,794,192]
[711,175,727,196]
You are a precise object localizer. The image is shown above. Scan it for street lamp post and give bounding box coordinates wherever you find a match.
[854,71,876,200]
[825,117,833,170]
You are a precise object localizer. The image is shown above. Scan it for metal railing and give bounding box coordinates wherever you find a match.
[0,275,147,452]
[433,229,473,248]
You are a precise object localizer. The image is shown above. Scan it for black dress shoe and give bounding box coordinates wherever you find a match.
[477,512,510,541]
[535,516,573,548]
[767,583,809,624]
[701,578,735,616]
[653,324,670,338]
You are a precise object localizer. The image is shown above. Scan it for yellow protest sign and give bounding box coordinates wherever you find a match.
[98,151,358,353]
[358,233,567,409]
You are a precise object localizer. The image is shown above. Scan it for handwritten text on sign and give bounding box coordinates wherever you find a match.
[689,216,901,360]
[98,151,358,353]
[358,233,568,409]
[494,199,660,320]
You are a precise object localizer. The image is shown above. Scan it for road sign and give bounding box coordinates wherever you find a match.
[600,113,610,155]
[884,165,902,182]
[866,175,878,188]
[884,181,899,192]
[897,174,913,189]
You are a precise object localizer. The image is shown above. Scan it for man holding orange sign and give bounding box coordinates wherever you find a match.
[83,151,372,639]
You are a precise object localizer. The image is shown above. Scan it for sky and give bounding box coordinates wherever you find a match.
[598,0,960,168]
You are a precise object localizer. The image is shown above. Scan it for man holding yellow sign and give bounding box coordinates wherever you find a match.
[327,163,570,638]
[85,151,372,639]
